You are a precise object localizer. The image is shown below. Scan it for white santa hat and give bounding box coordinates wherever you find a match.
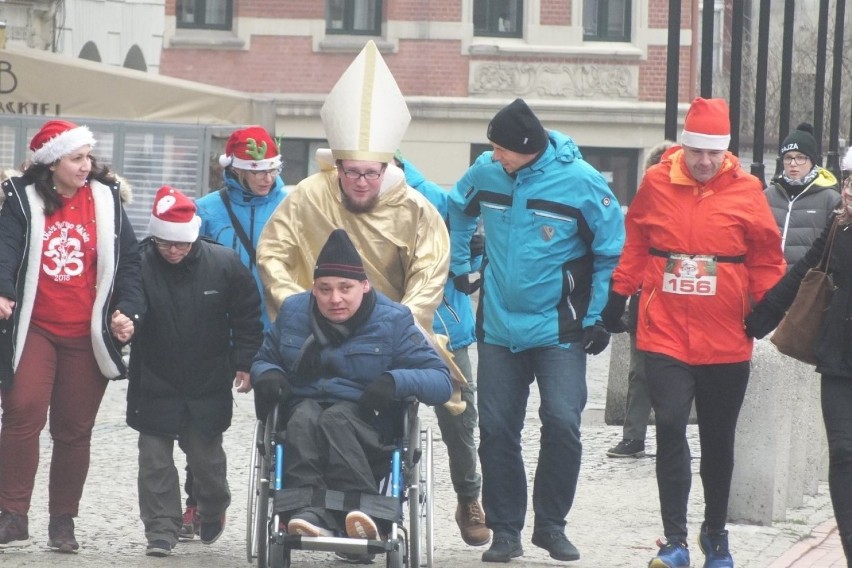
[680,97,731,151]
[29,119,96,165]
[218,126,282,171]
[321,40,411,162]
[148,186,201,243]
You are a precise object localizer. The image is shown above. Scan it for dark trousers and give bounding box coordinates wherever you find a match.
[644,352,749,540]
[137,427,231,545]
[284,399,387,531]
[0,326,108,516]
[821,374,852,551]
[623,334,652,441]
[433,345,481,499]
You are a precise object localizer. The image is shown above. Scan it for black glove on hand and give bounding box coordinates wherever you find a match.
[253,369,291,404]
[601,290,629,333]
[452,273,473,295]
[744,301,785,339]
[469,233,485,258]
[359,374,396,417]
[583,322,611,355]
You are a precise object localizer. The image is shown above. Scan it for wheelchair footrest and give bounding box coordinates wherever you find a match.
[284,534,400,555]
[273,487,400,523]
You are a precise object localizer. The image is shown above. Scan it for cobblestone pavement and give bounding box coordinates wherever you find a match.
[0,345,834,567]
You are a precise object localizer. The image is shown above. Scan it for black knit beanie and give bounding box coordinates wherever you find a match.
[487,98,548,154]
[780,122,818,163]
[314,229,367,281]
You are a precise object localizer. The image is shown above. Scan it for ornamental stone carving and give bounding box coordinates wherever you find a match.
[470,62,637,100]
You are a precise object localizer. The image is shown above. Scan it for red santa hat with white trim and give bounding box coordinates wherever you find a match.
[148,186,201,243]
[218,126,282,171]
[680,98,731,151]
[29,119,96,165]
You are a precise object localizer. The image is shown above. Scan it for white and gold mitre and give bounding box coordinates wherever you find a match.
[320,40,411,163]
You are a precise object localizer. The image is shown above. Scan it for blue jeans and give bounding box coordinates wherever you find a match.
[477,342,587,538]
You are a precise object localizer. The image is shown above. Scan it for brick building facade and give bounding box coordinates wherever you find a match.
[165,1,700,200]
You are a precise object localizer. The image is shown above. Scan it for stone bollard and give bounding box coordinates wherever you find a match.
[728,339,826,524]
[605,332,632,426]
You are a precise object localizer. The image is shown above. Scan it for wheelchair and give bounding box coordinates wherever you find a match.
[246,398,434,568]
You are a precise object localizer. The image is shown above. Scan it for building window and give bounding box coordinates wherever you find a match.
[581,147,639,206]
[470,143,492,165]
[326,0,382,35]
[474,0,523,38]
[281,139,329,186]
[583,0,631,42]
[176,0,232,30]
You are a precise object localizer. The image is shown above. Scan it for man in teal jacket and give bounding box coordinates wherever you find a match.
[448,99,625,563]
[395,154,489,546]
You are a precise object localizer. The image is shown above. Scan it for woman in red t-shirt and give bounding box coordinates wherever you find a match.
[0,119,145,552]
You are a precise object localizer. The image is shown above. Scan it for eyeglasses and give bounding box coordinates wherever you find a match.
[340,166,386,181]
[153,238,192,251]
[782,155,810,166]
[246,166,282,179]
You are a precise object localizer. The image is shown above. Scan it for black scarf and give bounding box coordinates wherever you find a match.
[292,289,377,377]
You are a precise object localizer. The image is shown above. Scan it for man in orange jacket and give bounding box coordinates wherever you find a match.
[601,98,785,568]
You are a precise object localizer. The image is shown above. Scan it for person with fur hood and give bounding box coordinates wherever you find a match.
[765,122,840,267]
[0,119,145,553]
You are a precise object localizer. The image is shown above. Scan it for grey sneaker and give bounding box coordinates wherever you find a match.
[606,439,646,458]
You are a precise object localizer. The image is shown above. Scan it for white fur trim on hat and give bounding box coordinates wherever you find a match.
[31,126,96,165]
[680,130,731,151]
[224,154,283,171]
[842,147,852,172]
[147,215,201,243]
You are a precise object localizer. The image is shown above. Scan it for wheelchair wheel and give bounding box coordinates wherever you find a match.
[256,410,278,567]
[386,538,404,568]
[422,426,434,568]
[269,540,290,568]
[246,420,264,563]
[407,425,434,568]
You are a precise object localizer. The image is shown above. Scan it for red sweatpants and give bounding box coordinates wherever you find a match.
[0,325,108,516]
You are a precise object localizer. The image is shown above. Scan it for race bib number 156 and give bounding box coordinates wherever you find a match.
[661,254,717,296]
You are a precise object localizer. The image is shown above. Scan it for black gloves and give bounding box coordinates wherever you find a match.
[744,301,785,339]
[359,374,396,417]
[451,273,482,295]
[470,233,485,258]
[452,273,473,295]
[601,290,629,333]
[253,369,291,404]
[582,322,610,355]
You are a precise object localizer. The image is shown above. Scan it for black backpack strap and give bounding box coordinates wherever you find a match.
[218,188,256,268]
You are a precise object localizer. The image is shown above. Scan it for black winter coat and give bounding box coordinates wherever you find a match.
[762,215,852,378]
[0,176,145,388]
[126,237,263,437]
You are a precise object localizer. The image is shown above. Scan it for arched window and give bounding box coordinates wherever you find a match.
[79,41,102,62]
[124,45,148,72]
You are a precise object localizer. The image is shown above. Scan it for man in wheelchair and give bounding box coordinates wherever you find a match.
[251,229,452,541]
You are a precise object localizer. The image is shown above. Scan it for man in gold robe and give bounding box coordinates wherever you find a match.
[255,40,490,548]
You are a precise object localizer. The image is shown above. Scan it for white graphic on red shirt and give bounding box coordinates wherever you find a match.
[42,221,91,281]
